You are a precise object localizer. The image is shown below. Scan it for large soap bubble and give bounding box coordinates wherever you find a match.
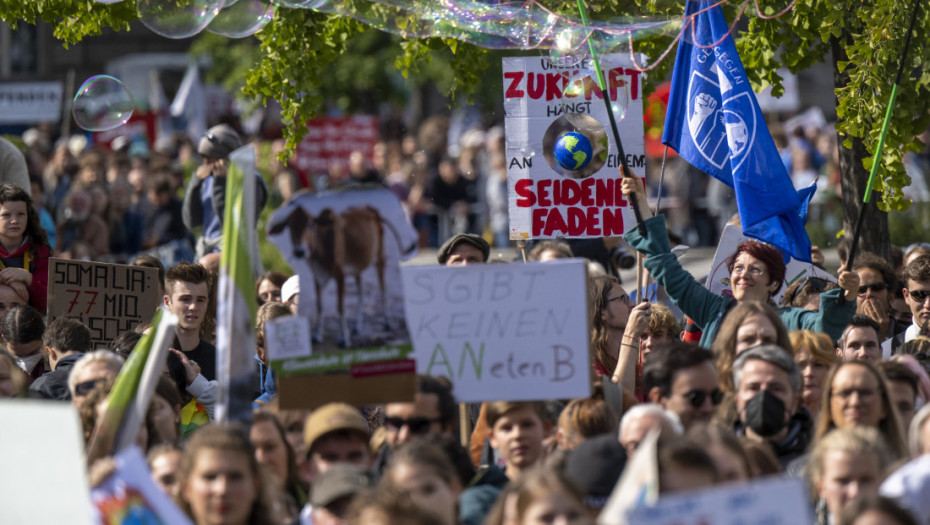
[137,0,224,39]
[72,75,135,132]
[208,0,276,38]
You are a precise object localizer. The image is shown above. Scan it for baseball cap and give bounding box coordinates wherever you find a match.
[197,124,242,159]
[437,233,490,264]
[303,403,370,454]
[309,463,374,508]
[281,275,299,304]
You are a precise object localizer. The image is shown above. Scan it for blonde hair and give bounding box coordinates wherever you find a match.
[814,361,908,460]
[255,302,292,349]
[808,427,892,491]
[790,330,839,367]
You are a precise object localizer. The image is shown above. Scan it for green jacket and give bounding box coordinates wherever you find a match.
[624,215,854,347]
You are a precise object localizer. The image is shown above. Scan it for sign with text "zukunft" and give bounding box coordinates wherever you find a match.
[402,260,591,402]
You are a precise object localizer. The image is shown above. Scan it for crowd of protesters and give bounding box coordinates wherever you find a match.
[3,112,930,525]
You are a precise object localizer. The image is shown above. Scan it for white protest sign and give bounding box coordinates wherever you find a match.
[0,82,63,123]
[92,446,193,525]
[503,54,645,240]
[266,315,313,362]
[403,260,592,402]
[625,476,813,524]
[0,400,94,525]
[706,225,836,304]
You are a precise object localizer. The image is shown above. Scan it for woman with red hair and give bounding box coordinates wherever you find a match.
[621,177,859,348]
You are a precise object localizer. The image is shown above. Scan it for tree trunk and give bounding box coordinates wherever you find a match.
[831,36,891,264]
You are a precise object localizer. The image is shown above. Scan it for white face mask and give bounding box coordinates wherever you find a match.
[14,353,42,373]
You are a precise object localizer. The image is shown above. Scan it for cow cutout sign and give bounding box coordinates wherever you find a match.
[266,185,417,408]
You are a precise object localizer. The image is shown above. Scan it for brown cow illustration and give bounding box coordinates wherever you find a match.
[268,205,393,347]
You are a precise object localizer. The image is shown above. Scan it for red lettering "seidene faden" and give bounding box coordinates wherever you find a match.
[504,67,641,102]
[514,178,646,237]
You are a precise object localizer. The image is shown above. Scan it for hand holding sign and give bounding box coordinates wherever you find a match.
[837,270,861,302]
[620,176,652,220]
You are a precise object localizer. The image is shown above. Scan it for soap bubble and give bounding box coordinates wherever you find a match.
[137,0,224,39]
[208,0,276,38]
[542,25,589,68]
[72,75,135,132]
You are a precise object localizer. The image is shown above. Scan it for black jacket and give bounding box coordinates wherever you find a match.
[28,353,83,400]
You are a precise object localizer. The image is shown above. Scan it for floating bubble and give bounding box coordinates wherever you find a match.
[208,0,275,38]
[137,0,224,39]
[543,25,589,68]
[72,75,135,132]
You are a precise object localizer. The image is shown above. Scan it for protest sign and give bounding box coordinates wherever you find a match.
[624,476,813,524]
[504,54,645,240]
[267,186,417,409]
[92,447,193,525]
[47,258,161,349]
[266,315,313,362]
[705,225,836,304]
[0,82,63,124]
[292,115,379,181]
[0,400,94,525]
[403,259,592,403]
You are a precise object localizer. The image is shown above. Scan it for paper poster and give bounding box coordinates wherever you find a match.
[47,258,161,349]
[266,315,313,362]
[266,186,417,408]
[0,400,94,525]
[705,225,836,304]
[403,259,592,403]
[624,476,813,525]
[503,54,645,240]
[91,446,193,525]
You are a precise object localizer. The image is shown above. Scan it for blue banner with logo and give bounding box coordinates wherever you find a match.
[662,0,812,262]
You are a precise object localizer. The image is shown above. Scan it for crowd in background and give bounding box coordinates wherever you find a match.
[3,108,930,525]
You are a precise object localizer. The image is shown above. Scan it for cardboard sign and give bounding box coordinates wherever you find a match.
[92,447,193,525]
[47,258,161,349]
[0,400,94,525]
[267,187,417,409]
[504,54,645,240]
[625,476,813,524]
[403,260,592,403]
[705,225,836,304]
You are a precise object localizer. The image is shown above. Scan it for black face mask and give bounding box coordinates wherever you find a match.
[744,390,787,437]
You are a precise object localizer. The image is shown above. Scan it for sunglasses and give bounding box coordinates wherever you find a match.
[858,282,888,295]
[682,388,724,408]
[384,416,442,435]
[907,289,930,303]
[74,379,106,397]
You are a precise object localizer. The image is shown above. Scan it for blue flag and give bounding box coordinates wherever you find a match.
[663,0,812,262]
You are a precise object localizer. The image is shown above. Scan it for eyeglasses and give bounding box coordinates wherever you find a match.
[607,294,632,305]
[384,416,442,435]
[74,379,106,397]
[804,277,828,293]
[858,282,889,295]
[732,265,764,277]
[682,388,724,408]
[907,289,930,303]
[832,388,877,400]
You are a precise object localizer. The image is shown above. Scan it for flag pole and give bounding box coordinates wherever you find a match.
[655,145,669,215]
[844,0,921,271]
[575,0,647,236]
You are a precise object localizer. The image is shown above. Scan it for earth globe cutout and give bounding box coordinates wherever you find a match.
[554,131,593,171]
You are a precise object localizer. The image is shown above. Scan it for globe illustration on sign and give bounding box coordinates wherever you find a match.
[553,131,593,171]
